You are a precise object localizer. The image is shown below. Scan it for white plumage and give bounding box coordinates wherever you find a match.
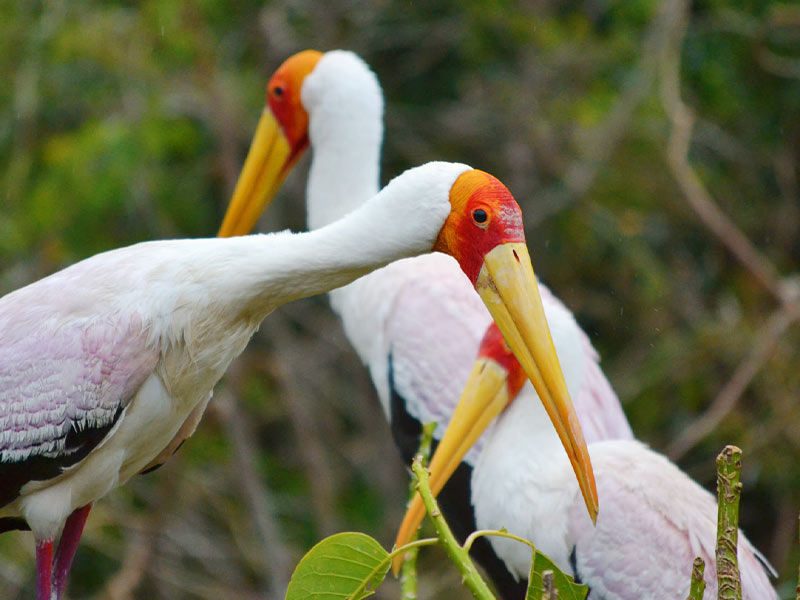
[291,51,775,599]
[471,381,777,599]
[0,159,481,599]
[301,51,630,452]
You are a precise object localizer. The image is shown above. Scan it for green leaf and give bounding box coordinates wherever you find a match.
[526,550,588,600]
[285,532,391,600]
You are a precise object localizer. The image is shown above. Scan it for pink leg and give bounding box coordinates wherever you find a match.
[35,539,54,600]
[53,504,92,598]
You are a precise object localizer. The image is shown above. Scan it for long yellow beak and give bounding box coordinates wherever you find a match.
[476,242,598,522]
[217,109,293,237]
[391,241,598,573]
[392,358,509,574]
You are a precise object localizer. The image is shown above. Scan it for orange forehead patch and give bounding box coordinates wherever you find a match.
[267,50,323,150]
[272,49,323,89]
[434,168,524,283]
[449,169,498,213]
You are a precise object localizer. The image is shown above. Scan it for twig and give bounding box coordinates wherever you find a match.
[541,570,557,600]
[716,446,743,600]
[659,0,790,305]
[668,303,800,459]
[686,557,706,600]
[528,0,680,225]
[462,529,536,554]
[411,456,495,600]
[216,386,294,598]
[266,316,341,536]
[102,451,188,599]
[400,422,437,600]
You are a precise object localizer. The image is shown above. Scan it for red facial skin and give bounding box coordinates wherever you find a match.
[434,170,526,284]
[265,49,323,174]
[478,323,527,399]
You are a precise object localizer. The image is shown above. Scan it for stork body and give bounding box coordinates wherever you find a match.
[225,50,622,596]
[1,185,446,530]
[472,384,777,599]
[5,160,570,599]
[396,322,777,598]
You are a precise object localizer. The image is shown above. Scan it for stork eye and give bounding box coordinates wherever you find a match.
[272,85,285,97]
[472,208,488,225]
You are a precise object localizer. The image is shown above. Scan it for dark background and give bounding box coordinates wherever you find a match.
[1,1,798,598]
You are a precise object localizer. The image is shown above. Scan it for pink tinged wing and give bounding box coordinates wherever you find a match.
[566,441,776,600]
[378,256,491,459]
[0,292,158,502]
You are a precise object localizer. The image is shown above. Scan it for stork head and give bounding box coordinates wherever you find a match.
[392,319,599,574]
[218,49,383,237]
[218,49,323,237]
[432,168,599,525]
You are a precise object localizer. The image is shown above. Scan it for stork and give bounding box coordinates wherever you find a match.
[0,162,597,599]
[395,322,777,598]
[219,49,627,595]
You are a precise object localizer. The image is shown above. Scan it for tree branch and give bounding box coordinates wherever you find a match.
[216,386,294,598]
[659,0,791,306]
[668,302,800,459]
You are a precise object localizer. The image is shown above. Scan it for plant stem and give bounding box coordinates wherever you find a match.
[715,445,743,600]
[686,557,705,600]
[463,529,535,554]
[411,456,495,600]
[399,422,437,600]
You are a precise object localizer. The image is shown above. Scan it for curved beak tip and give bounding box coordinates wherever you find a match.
[477,242,599,524]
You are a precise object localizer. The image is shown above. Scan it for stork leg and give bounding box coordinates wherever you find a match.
[35,538,54,600]
[53,504,92,599]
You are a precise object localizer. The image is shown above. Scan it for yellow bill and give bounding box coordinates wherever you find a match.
[391,358,509,574]
[476,241,598,525]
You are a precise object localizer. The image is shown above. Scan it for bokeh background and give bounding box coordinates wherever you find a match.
[1,0,799,598]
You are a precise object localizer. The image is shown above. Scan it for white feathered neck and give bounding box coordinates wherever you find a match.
[303,51,384,231]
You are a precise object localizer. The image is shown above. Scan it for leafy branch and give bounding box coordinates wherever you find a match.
[284,432,585,600]
[400,422,436,600]
[410,455,496,599]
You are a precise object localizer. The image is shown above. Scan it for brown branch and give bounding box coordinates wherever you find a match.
[101,451,188,600]
[528,0,681,225]
[264,314,341,536]
[216,385,294,598]
[658,0,790,305]
[105,529,153,600]
[667,302,800,459]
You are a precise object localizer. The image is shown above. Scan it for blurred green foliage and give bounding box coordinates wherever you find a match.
[1,1,798,598]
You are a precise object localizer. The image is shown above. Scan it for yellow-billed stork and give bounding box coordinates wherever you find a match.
[395,322,777,598]
[219,49,620,596]
[0,161,597,599]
